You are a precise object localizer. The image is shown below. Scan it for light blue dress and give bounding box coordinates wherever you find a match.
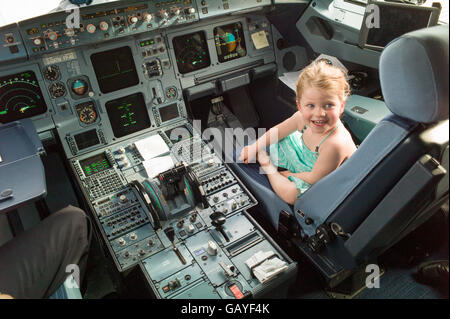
[269,126,337,198]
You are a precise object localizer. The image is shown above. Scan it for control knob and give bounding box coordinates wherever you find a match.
[86,24,96,34]
[65,28,75,37]
[186,224,195,233]
[171,7,181,16]
[47,31,58,41]
[99,21,109,31]
[33,38,43,46]
[129,16,139,24]
[159,10,169,19]
[207,240,218,256]
[144,13,153,23]
[119,194,128,203]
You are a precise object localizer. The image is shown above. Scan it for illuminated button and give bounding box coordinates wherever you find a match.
[229,284,244,299]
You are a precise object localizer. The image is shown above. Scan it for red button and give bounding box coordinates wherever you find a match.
[229,284,244,299]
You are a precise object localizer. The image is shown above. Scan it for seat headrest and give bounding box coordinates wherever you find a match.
[379,25,449,123]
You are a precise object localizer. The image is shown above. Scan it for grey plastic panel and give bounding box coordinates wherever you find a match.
[297,0,380,68]
[0,120,46,212]
[198,0,271,19]
[142,243,194,282]
[342,95,391,142]
[0,24,28,65]
[166,14,275,89]
[170,280,219,299]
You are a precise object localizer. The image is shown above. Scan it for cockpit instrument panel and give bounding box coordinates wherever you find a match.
[105,92,151,138]
[214,22,247,63]
[91,46,139,94]
[0,71,47,123]
[173,31,211,74]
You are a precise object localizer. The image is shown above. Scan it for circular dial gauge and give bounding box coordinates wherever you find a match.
[165,87,177,99]
[71,79,88,96]
[43,65,60,81]
[49,81,66,98]
[0,71,47,123]
[76,102,97,125]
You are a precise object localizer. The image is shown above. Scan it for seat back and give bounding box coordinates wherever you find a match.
[293,25,449,265]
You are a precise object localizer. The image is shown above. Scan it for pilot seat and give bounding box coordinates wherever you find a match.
[229,24,449,295]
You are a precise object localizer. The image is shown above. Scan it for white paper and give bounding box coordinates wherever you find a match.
[134,134,169,160]
[245,250,287,283]
[143,156,174,178]
[251,31,270,50]
[278,70,302,92]
[253,258,288,284]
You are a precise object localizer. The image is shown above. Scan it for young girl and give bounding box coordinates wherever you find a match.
[239,60,356,204]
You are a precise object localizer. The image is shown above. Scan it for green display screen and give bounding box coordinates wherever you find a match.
[79,153,111,176]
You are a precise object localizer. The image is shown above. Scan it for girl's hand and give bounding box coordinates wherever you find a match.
[239,144,258,164]
[280,170,291,178]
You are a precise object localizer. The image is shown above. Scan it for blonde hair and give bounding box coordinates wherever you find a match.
[296,60,350,102]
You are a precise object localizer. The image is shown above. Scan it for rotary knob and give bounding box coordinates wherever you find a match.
[86,24,96,34]
[119,194,128,203]
[129,16,138,24]
[99,21,109,31]
[144,13,153,23]
[186,224,195,233]
[47,31,58,41]
[188,7,196,14]
[171,7,181,16]
[159,10,169,19]
[33,37,43,46]
[65,28,75,37]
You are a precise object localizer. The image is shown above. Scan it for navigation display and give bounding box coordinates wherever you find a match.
[214,22,247,63]
[91,46,139,94]
[173,31,211,74]
[79,153,112,177]
[105,92,151,138]
[0,71,47,123]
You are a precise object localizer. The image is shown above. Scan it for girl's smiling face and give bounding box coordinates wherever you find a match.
[297,86,345,134]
